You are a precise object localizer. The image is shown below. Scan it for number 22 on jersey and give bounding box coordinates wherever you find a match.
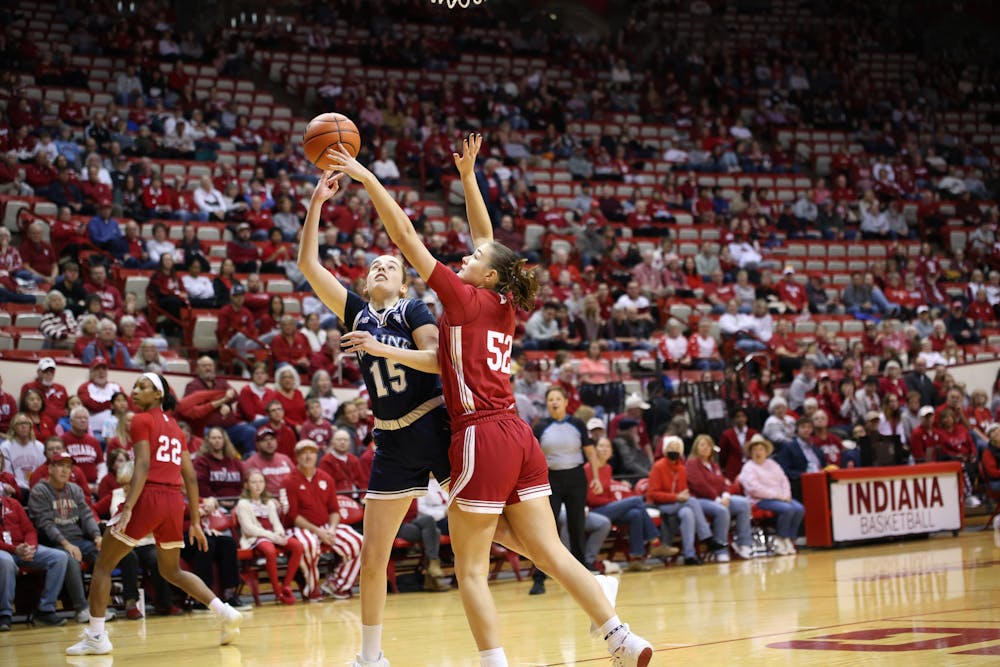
[155,435,183,465]
[487,330,512,374]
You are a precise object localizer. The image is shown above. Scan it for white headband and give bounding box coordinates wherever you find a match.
[141,372,164,393]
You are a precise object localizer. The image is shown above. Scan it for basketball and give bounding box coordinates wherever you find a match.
[302,112,361,170]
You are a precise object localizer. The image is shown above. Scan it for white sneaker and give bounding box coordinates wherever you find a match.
[715,550,731,563]
[66,630,113,655]
[607,623,653,667]
[770,538,789,556]
[778,537,796,556]
[219,604,243,645]
[734,544,754,560]
[589,574,620,638]
[964,496,982,508]
[602,559,622,574]
[351,653,390,667]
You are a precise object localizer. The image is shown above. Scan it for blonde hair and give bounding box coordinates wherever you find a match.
[240,469,272,503]
[690,434,716,461]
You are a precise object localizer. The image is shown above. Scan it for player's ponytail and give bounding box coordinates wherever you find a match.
[488,241,539,311]
[157,374,178,412]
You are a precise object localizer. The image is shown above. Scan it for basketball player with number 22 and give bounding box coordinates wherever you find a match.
[66,373,243,656]
[325,135,654,667]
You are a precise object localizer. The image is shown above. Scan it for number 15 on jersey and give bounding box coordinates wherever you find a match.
[487,330,512,374]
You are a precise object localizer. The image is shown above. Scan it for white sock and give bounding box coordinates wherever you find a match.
[599,615,623,639]
[209,597,227,616]
[88,615,105,637]
[479,647,508,667]
[361,624,382,662]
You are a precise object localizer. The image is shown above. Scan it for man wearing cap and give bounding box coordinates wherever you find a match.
[28,436,94,497]
[242,426,295,496]
[910,405,944,462]
[609,393,651,452]
[944,299,981,345]
[777,266,807,314]
[281,440,363,600]
[81,319,135,369]
[86,199,128,262]
[586,418,606,441]
[226,223,261,273]
[28,453,119,623]
[0,487,71,629]
[216,282,263,356]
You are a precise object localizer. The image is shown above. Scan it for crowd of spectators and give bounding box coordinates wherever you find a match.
[2,0,1000,631]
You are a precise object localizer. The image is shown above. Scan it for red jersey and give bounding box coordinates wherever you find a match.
[428,262,516,421]
[299,419,336,449]
[61,431,104,483]
[281,468,339,527]
[130,408,186,487]
[318,452,366,493]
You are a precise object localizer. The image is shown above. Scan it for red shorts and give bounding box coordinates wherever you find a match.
[448,413,551,514]
[112,484,186,550]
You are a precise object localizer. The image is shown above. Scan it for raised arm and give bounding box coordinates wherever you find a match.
[326,146,437,282]
[453,133,493,248]
[297,172,350,320]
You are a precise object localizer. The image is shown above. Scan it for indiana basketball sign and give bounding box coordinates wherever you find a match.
[829,470,962,542]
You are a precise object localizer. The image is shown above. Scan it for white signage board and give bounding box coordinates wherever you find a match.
[830,470,962,542]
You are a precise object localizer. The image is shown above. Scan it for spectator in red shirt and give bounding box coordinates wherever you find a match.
[298,398,336,448]
[260,401,298,460]
[281,439,363,600]
[238,362,278,423]
[717,408,757,481]
[194,427,245,505]
[83,263,123,321]
[226,223,261,273]
[242,426,295,496]
[19,357,69,431]
[245,196,273,239]
[0,373,17,434]
[18,221,57,284]
[216,283,263,355]
[318,428,366,495]
[909,406,943,462]
[60,407,106,493]
[776,267,807,313]
[810,410,844,466]
[271,315,312,375]
[309,329,362,385]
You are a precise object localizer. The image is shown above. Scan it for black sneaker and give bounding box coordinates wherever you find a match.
[0,615,11,631]
[684,557,701,566]
[529,580,546,595]
[34,610,67,626]
[705,538,728,553]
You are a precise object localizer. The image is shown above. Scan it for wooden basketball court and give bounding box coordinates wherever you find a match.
[5,530,998,666]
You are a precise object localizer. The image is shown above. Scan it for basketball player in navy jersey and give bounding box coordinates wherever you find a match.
[299,171,451,667]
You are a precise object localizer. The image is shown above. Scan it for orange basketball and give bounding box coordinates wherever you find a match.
[302,112,361,170]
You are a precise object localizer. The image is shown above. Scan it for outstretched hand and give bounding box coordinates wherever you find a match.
[312,171,345,203]
[453,133,482,177]
[326,145,371,183]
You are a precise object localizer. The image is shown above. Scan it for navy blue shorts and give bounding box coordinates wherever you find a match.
[367,406,451,499]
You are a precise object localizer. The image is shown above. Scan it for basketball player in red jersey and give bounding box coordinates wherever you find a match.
[66,373,243,656]
[328,137,654,667]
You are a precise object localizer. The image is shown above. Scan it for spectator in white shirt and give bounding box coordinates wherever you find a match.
[524,302,565,350]
[146,223,178,265]
[193,175,227,221]
[614,281,652,312]
[371,147,401,185]
[182,260,217,308]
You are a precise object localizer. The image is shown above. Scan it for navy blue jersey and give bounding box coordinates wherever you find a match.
[344,291,442,421]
